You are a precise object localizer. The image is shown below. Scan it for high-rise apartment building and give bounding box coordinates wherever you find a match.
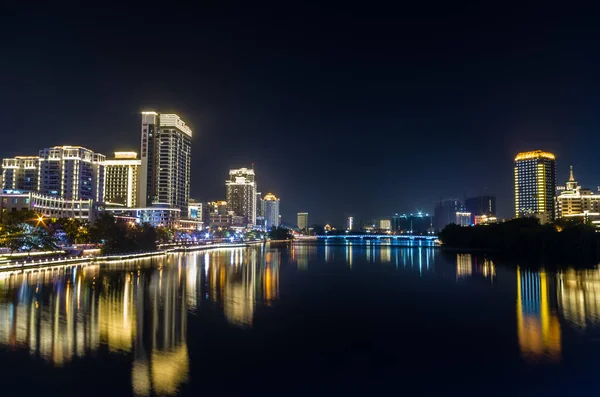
[1,156,39,191]
[226,168,256,225]
[38,146,105,201]
[104,152,141,207]
[263,193,280,229]
[514,150,556,223]
[465,195,496,217]
[347,216,354,231]
[434,198,463,232]
[140,112,192,213]
[297,212,308,230]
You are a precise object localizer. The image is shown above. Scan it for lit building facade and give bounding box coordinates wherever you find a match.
[226,168,256,225]
[514,150,556,223]
[139,112,192,213]
[455,211,472,227]
[104,152,141,208]
[347,216,354,231]
[555,166,600,223]
[38,146,105,202]
[1,156,39,191]
[297,212,308,230]
[0,191,97,222]
[263,193,280,229]
[105,204,181,228]
[379,219,391,231]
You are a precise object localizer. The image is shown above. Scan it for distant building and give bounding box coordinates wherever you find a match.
[556,166,600,224]
[379,219,391,231]
[434,198,463,231]
[226,168,257,225]
[455,211,472,227]
[38,146,106,202]
[104,152,141,208]
[209,213,232,228]
[465,195,496,218]
[347,216,354,231]
[297,212,308,231]
[392,212,433,234]
[106,204,181,229]
[1,156,39,191]
[139,112,192,213]
[514,150,556,223]
[256,192,263,219]
[188,199,205,221]
[263,193,280,229]
[474,214,498,225]
[208,200,228,215]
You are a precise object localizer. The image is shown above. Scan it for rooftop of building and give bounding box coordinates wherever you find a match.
[264,193,279,201]
[514,150,556,161]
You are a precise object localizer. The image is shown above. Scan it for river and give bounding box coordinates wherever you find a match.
[0,242,599,396]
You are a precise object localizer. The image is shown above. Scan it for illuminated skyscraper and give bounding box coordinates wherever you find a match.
[139,112,192,212]
[105,152,141,207]
[297,212,308,231]
[38,146,105,201]
[347,216,354,231]
[263,193,280,229]
[226,168,256,225]
[514,150,556,222]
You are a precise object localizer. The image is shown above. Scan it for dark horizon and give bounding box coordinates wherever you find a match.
[2,4,599,226]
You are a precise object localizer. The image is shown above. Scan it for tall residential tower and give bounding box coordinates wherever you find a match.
[263,193,280,229]
[226,168,257,225]
[140,112,192,212]
[514,150,556,223]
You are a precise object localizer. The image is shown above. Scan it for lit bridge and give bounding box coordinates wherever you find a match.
[317,234,438,241]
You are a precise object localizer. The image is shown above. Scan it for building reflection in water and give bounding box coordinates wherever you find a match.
[380,246,391,264]
[0,257,189,396]
[557,268,600,329]
[456,254,473,280]
[291,243,314,271]
[454,254,496,282]
[205,247,280,327]
[516,267,561,363]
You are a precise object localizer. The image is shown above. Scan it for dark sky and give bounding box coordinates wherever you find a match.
[2,3,599,226]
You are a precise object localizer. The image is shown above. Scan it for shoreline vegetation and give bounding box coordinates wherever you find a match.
[439,217,600,265]
[0,211,295,269]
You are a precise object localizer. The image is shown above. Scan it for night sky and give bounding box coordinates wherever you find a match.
[2,4,600,226]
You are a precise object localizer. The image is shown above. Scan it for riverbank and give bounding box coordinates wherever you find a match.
[0,241,259,273]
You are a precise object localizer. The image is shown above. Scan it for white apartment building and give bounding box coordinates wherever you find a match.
[105,151,141,207]
[38,146,105,202]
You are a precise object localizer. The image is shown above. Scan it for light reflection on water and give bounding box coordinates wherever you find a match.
[0,246,281,396]
[1,243,600,394]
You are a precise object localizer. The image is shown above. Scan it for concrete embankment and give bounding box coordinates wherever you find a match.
[0,242,260,273]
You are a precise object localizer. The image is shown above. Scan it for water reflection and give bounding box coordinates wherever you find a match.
[0,246,281,395]
[558,268,600,329]
[205,248,280,326]
[516,268,562,363]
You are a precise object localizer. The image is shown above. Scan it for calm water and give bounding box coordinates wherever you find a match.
[1,242,600,396]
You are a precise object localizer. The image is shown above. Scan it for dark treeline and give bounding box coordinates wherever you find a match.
[439,217,600,263]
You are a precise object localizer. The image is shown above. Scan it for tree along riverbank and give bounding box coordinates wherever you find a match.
[438,217,600,265]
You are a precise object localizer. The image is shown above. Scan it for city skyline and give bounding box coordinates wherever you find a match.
[4,5,600,226]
